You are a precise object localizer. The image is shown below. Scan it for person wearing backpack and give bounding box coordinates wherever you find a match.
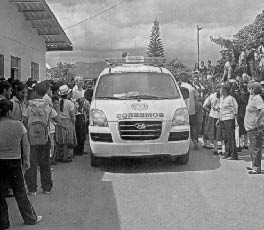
[0,99,43,229]
[23,82,60,195]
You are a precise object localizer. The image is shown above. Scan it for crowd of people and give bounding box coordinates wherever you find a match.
[2,43,264,228]
[179,46,264,176]
[0,76,94,229]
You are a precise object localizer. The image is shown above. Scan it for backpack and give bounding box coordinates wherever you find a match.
[27,103,50,145]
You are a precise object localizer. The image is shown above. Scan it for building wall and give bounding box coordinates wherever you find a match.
[0,0,46,82]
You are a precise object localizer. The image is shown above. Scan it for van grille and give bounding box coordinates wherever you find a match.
[119,120,162,141]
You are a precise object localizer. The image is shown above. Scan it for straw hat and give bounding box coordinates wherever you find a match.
[58,85,71,95]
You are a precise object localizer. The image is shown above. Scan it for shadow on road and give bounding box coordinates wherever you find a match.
[238,150,252,162]
[8,154,121,230]
[238,148,264,163]
[101,144,221,174]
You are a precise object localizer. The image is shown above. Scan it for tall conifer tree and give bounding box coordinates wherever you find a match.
[146,18,165,58]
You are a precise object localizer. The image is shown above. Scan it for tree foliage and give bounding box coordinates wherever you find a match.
[146,17,165,58]
[165,59,192,80]
[210,10,264,53]
[47,62,75,83]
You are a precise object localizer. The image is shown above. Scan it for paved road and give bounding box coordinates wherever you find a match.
[8,144,264,230]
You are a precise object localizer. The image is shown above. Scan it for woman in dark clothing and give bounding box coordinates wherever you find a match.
[0,99,42,229]
[230,81,241,151]
[238,83,250,149]
[74,98,86,155]
[219,84,238,160]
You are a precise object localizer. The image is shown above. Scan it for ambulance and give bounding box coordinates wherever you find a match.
[89,56,190,167]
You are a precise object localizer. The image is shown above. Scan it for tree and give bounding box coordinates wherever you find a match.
[146,17,165,58]
[47,62,75,83]
[165,59,192,80]
[210,10,264,55]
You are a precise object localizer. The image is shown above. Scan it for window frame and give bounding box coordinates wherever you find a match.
[0,54,4,78]
[11,56,21,80]
[31,61,39,81]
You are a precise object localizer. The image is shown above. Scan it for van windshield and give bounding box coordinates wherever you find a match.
[95,72,180,100]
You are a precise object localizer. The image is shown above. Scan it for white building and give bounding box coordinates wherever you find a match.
[0,0,72,82]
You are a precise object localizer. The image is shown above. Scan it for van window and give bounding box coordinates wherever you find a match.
[95,72,180,99]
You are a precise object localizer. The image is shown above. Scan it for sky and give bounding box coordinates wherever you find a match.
[46,0,264,67]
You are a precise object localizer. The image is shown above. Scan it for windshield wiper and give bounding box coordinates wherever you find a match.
[96,96,125,100]
[126,94,162,99]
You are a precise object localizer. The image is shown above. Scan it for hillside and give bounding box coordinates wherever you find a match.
[70,61,108,79]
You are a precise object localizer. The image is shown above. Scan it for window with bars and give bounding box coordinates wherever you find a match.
[11,56,21,80]
[0,54,4,78]
[31,62,39,80]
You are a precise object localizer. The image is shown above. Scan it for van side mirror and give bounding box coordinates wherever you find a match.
[180,87,189,100]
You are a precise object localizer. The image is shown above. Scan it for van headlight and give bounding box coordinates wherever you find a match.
[171,108,189,126]
[90,109,109,127]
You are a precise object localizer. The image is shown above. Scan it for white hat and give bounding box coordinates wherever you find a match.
[58,85,72,95]
[228,79,236,83]
[261,81,264,85]
[242,73,248,78]
[207,75,212,80]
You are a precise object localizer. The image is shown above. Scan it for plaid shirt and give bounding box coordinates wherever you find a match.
[219,95,238,121]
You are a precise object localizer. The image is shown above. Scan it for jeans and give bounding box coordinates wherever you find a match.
[189,114,199,142]
[248,129,263,172]
[0,159,37,229]
[220,119,237,159]
[75,114,86,155]
[24,144,53,192]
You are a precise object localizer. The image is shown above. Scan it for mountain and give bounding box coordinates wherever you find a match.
[70,61,108,79]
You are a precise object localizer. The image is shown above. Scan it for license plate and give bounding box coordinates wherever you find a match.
[131,145,150,153]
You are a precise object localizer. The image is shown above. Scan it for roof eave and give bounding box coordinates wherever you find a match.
[46,45,73,52]
[10,0,73,51]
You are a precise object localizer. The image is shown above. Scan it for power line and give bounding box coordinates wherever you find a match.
[64,0,127,31]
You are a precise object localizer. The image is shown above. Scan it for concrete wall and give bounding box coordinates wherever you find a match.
[0,0,46,82]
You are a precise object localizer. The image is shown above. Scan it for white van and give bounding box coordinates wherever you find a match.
[89,56,190,167]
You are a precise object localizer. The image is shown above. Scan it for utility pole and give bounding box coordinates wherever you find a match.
[197,25,203,70]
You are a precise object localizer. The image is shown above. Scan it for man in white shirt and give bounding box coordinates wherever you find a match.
[203,89,221,154]
[72,76,85,100]
[72,76,91,155]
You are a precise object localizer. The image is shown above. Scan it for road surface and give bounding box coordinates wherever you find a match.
[8,143,264,230]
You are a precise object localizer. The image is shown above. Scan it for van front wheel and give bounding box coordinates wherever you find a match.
[90,152,101,167]
[178,151,189,165]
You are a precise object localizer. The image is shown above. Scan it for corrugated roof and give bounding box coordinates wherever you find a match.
[10,0,73,51]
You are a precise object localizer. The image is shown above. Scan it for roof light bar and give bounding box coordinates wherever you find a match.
[105,56,166,66]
